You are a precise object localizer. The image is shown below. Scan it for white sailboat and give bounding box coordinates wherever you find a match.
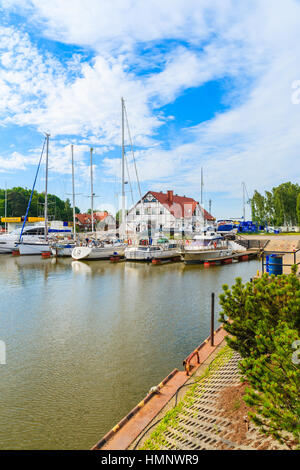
[72,243,125,260]
[71,100,128,261]
[18,134,51,255]
[51,144,76,257]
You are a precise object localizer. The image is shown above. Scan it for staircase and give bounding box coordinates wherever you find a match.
[234,235,269,251]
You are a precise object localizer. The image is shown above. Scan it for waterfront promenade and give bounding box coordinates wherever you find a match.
[94,234,300,451]
[135,344,287,450]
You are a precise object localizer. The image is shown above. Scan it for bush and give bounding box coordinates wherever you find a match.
[219,267,300,449]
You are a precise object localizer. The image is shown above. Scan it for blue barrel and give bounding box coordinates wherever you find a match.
[266,254,283,275]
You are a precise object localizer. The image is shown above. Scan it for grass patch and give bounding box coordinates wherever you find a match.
[139,345,234,450]
[233,398,241,411]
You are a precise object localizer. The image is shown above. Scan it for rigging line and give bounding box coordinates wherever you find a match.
[19,137,46,242]
[123,102,142,200]
[124,148,135,207]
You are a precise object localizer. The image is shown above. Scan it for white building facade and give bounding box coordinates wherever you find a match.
[126,190,214,235]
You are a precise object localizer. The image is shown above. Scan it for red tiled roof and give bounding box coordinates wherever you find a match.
[202,208,215,221]
[76,213,91,225]
[75,211,108,225]
[94,211,109,222]
[148,191,215,220]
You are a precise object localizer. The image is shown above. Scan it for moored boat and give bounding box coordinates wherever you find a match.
[72,243,125,260]
[181,230,233,264]
[51,242,76,257]
[125,239,180,262]
[17,240,51,256]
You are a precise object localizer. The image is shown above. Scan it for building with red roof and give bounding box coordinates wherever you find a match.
[75,211,115,231]
[126,190,215,234]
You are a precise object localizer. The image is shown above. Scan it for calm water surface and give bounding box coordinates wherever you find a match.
[0,255,259,449]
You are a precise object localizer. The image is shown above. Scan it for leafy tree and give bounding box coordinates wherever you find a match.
[297,193,300,225]
[251,190,266,224]
[0,187,80,222]
[251,182,300,226]
[219,268,300,448]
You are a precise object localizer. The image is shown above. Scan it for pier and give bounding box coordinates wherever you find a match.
[93,327,287,450]
[92,327,227,450]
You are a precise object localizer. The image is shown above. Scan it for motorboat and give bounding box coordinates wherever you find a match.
[181,230,233,264]
[0,224,46,254]
[125,239,180,262]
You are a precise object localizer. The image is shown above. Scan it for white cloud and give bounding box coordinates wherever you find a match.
[0,151,32,172]
[1,0,300,217]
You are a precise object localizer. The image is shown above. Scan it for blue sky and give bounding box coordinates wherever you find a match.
[0,0,300,219]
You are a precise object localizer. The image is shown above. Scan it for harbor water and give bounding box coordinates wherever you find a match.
[0,255,259,449]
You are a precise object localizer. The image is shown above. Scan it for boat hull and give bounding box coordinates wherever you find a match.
[72,246,125,260]
[51,244,75,257]
[153,249,181,260]
[125,247,180,261]
[183,249,233,264]
[18,242,51,255]
[0,242,17,254]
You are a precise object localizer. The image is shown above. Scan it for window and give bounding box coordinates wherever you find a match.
[24,227,45,236]
[24,228,39,235]
[136,210,140,215]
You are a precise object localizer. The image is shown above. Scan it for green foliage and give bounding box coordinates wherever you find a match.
[242,323,300,448]
[219,270,300,358]
[297,193,300,226]
[0,187,80,222]
[140,346,233,450]
[219,269,300,448]
[251,182,300,226]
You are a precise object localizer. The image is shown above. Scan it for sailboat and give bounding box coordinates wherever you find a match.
[51,144,76,257]
[17,134,52,255]
[71,101,128,261]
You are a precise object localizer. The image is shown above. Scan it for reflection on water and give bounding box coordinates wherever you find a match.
[0,255,260,449]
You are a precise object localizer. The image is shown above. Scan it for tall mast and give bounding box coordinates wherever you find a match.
[44,133,50,241]
[121,97,126,238]
[242,182,246,221]
[90,147,94,233]
[4,182,7,232]
[71,144,76,239]
[201,167,204,205]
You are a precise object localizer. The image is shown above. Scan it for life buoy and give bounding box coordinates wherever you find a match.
[213,242,217,249]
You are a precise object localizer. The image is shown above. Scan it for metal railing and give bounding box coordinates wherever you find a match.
[261,248,300,273]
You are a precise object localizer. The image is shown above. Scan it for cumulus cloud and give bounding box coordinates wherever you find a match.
[0,0,300,217]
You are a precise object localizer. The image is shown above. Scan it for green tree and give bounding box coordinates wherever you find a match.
[242,323,300,448]
[0,187,80,221]
[251,190,266,224]
[219,268,300,448]
[297,193,300,225]
[251,182,300,226]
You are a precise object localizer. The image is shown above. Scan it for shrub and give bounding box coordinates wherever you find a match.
[219,267,300,449]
